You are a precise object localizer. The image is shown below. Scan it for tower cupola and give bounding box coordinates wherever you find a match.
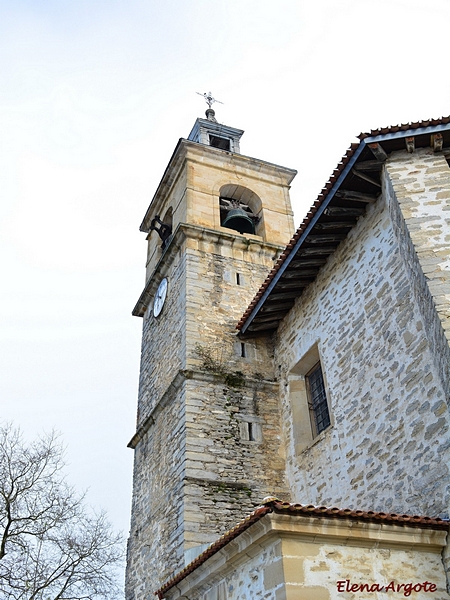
[188,91,243,152]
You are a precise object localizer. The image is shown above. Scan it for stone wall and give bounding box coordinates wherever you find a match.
[163,513,449,600]
[386,149,450,344]
[136,246,187,427]
[179,227,291,548]
[128,225,292,594]
[183,374,288,549]
[126,381,186,599]
[184,228,281,377]
[275,162,450,519]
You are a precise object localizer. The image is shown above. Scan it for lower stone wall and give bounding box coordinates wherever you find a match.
[183,373,289,549]
[163,514,449,600]
[126,383,186,599]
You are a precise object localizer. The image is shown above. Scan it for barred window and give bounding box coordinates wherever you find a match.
[306,362,330,436]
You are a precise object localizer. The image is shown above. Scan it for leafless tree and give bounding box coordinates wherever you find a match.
[0,424,124,600]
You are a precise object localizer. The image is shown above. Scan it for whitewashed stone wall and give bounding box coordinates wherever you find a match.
[386,149,450,343]
[275,157,450,520]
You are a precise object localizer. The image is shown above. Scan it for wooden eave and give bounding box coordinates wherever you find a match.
[238,118,450,336]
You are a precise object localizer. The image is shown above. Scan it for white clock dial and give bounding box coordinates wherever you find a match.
[153,277,168,317]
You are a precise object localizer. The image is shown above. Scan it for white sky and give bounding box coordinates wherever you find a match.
[1,0,450,575]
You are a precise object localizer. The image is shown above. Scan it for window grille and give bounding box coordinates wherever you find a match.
[306,362,330,436]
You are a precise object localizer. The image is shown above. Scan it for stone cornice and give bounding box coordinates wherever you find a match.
[127,368,279,449]
[132,222,285,317]
[157,510,448,598]
[139,139,297,233]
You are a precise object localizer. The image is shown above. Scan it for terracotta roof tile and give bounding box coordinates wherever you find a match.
[155,499,449,598]
[358,115,450,139]
[238,115,450,332]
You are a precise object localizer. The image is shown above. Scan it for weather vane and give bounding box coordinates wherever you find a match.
[196,91,224,109]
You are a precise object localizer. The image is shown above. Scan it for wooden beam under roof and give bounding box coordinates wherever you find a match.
[432,133,443,152]
[351,169,381,187]
[313,221,355,230]
[268,291,306,301]
[334,190,377,203]
[279,271,315,281]
[352,160,383,172]
[296,246,337,256]
[304,234,347,244]
[288,258,327,268]
[278,268,318,277]
[324,206,365,217]
[278,279,314,290]
[251,311,289,322]
[260,301,295,313]
[247,320,280,332]
[406,137,415,153]
[368,142,388,162]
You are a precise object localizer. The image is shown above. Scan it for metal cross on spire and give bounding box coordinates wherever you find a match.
[196,91,224,109]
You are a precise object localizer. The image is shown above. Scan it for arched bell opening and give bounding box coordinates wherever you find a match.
[162,207,173,234]
[219,185,263,237]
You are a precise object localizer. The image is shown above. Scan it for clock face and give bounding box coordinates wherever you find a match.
[153,277,168,318]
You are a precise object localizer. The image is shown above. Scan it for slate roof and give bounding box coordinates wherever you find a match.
[238,116,450,335]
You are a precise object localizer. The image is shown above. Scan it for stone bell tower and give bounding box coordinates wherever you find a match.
[125,102,296,598]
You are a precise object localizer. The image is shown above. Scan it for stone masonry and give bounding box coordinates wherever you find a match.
[161,512,449,600]
[127,117,450,599]
[386,149,450,343]
[126,129,297,597]
[274,153,450,520]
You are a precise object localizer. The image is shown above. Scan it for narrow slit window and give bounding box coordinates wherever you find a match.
[236,272,241,285]
[248,422,254,441]
[240,343,246,358]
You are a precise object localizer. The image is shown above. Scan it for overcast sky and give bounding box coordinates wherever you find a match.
[1,0,450,576]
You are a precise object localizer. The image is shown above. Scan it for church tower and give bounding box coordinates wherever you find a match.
[126,101,296,598]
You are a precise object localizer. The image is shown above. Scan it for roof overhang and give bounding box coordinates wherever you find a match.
[238,117,450,335]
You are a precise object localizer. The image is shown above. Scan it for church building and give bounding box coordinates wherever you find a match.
[125,104,450,600]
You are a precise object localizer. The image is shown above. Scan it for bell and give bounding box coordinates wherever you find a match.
[222,207,255,234]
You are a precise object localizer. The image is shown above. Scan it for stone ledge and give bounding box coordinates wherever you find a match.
[128,369,279,449]
[133,222,285,317]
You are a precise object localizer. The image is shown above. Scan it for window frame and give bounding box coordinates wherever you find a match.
[288,344,332,454]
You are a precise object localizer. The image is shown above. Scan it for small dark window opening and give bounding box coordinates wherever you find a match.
[306,362,330,436]
[240,343,246,358]
[248,422,255,441]
[209,135,231,151]
[236,272,241,285]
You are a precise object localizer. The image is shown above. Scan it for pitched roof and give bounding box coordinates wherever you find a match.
[155,498,449,598]
[238,116,450,335]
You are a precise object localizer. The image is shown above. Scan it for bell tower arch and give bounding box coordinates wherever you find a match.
[126,107,296,598]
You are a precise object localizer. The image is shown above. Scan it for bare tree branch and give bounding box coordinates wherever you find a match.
[0,424,124,600]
